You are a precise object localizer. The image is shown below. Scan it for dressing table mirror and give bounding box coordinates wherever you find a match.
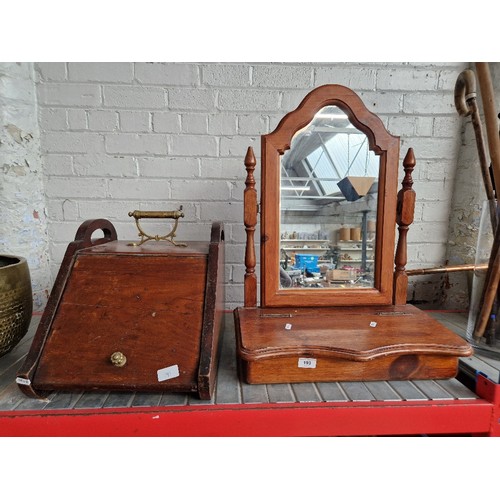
[234,84,472,384]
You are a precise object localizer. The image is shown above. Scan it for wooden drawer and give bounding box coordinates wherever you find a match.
[235,305,473,384]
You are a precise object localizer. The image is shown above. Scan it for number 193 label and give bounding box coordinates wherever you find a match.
[298,358,317,369]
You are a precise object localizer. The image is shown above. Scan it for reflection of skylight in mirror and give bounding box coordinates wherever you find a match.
[281,105,379,203]
[306,147,338,195]
[305,135,379,196]
[326,134,378,175]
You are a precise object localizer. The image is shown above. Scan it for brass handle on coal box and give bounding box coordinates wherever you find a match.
[127,206,187,247]
[110,351,127,367]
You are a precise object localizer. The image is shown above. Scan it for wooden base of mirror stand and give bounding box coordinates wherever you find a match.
[234,304,473,384]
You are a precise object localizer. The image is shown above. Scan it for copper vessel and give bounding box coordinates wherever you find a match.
[0,255,32,357]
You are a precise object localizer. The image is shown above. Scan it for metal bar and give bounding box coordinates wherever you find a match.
[102,392,134,409]
[388,381,428,401]
[475,373,500,436]
[315,382,349,402]
[412,380,454,400]
[0,399,492,437]
[292,383,321,403]
[435,379,478,400]
[406,264,486,276]
[158,393,189,407]
[241,383,269,404]
[363,381,402,401]
[130,393,162,407]
[266,384,295,403]
[74,392,110,409]
[339,381,374,401]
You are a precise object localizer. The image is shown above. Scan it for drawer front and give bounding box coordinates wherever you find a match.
[35,253,207,392]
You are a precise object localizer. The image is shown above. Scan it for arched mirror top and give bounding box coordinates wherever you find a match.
[260,84,400,308]
[264,84,399,156]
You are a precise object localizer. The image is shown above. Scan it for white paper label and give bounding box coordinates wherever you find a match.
[298,358,317,369]
[285,323,292,330]
[370,321,377,328]
[16,377,31,386]
[157,364,180,382]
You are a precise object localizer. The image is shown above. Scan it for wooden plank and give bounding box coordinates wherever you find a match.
[435,379,479,400]
[339,382,375,401]
[74,391,110,409]
[158,393,188,407]
[0,321,38,374]
[12,394,52,411]
[0,382,27,411]
[459,355,499,382]
[364,381,403,401]
[130,393,162,407]
[43,391,84,410]
[188,393,215,405]
[241,383,269,404]
[430,312,469,338]
[0,315,41,377]
[444,312,469,331]
[266,384,295,403]
[0,360,25,394]
[292,383,321,403]
[0,347,34,392]
[474,352,500,373]
[102,392,134,408]
[316,382,349,402]
[412,380,454,400]
[214,330,241,405]
[0,312,489,417]
[388,380,429,401]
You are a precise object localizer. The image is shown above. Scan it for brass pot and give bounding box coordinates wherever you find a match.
[0,255,32,357]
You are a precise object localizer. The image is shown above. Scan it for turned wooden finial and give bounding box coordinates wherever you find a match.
[393,148,416,305]
[244,146,258,307]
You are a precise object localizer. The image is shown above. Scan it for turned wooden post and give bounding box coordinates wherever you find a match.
[393,148,416,305]
[244,147,258,307]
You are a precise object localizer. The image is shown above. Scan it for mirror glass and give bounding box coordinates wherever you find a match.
[279,105,379,290]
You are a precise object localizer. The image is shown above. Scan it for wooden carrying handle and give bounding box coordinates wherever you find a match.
[74,219,118,247]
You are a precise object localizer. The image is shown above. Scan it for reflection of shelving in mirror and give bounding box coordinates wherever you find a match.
[278,222,376,289]
[337,240,374,265]
[279,243,375,289]
[280,239,330,256]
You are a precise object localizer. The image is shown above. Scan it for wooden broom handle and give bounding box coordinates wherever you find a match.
[475,62,500,195]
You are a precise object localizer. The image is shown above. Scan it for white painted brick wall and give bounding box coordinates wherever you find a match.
[16,61,494,311]
[68,62,133,83]
[38,83,102,107]
[0,62,51,310]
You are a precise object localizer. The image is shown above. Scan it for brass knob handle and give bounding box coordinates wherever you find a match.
[110,351,127,367]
